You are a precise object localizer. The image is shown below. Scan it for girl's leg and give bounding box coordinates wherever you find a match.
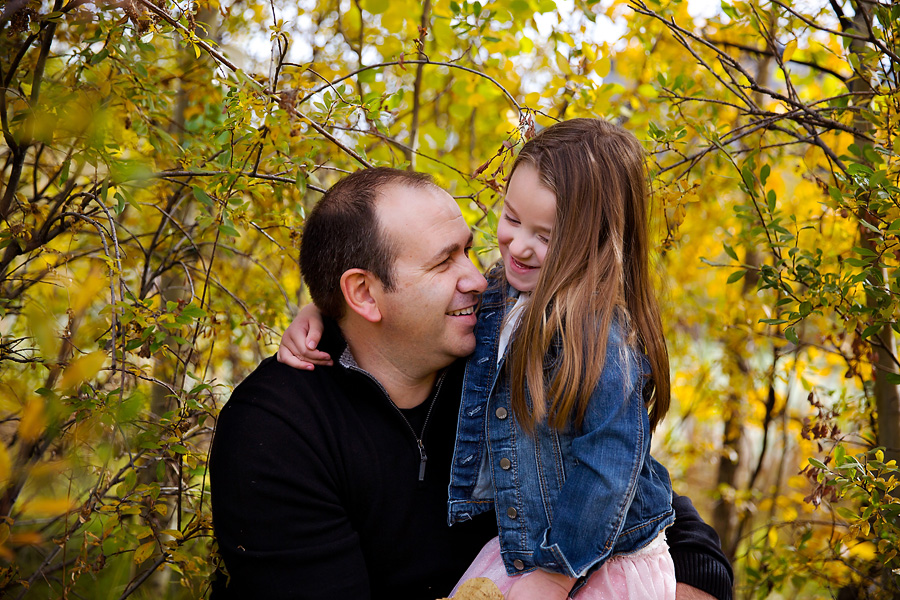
[454,533,675,599]
[451,537,523,596]
[577,533,676,600]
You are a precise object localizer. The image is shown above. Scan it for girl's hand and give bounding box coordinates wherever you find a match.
[506,570,574,600]
[277,303,332,370]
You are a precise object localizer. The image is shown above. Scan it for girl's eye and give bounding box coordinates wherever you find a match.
[504,215,520,225]
[538,235,550,244]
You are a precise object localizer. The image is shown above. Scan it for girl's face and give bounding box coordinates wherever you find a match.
[497,163,557,293]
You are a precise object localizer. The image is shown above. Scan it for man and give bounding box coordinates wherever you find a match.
[209,168,732,599]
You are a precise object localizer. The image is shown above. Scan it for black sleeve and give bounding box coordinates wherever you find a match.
[668,492,734,600]
[209,387,370,599]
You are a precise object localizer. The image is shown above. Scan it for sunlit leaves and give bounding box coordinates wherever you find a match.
[632,0,900,595]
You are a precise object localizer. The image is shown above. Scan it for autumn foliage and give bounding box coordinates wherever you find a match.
[0,0,898,598]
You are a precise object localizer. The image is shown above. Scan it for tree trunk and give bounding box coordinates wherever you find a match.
[846,2,900,467]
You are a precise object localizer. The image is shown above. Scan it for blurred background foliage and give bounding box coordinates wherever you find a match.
[0,0,897,597]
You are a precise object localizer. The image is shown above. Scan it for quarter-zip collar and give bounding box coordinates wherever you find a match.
[339,343,447,485]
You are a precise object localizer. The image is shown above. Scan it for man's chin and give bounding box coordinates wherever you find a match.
[453,335,478,358]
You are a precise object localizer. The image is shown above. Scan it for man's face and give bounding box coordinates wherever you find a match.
[373,184,487,371]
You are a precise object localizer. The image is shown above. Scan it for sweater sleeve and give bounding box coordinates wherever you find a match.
[209,378,370,599]
[668,492,734,600]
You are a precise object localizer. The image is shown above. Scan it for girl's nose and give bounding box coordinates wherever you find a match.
[510,236,532,258]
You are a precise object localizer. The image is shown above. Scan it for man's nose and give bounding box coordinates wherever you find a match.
[459,258,487,294]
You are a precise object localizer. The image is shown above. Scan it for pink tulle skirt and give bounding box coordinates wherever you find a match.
[452,532,675,599]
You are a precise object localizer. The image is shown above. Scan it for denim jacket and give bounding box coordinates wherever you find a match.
[447,277,674,579]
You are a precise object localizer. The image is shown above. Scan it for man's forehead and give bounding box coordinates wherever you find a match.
[376,183,465,227]
[376,183,468,252]
[378,182,456,210]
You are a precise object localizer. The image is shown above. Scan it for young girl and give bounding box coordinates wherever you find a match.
[280,118,676,599]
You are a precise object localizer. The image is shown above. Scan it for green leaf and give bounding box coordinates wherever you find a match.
[192,186,214,207]
[218,224,240,237]
[90,48,109,65]
[828,186,843,203]
[784,327,799,345]
[808,457,828,470]
[182,304,206,319]
[726,269,746,284]
[861,325,881,339]
[59,159,70,184]
[723,244,738,261]
[835,506,858,521]
[834,445,846,464]
[740,165,756,196]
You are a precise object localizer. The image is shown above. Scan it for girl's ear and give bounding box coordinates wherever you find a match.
[339,269,383,323]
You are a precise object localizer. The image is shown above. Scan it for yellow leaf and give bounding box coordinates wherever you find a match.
[22,496,76,517]
[849,541,876,561]
[71,267,108,313]
[364,0,389,14]
[594,54,611,78]
[18,397,45,444]
[638,83,659,99]
[0,444,10,492]
[555,52,572,75]
[25,304,59,363]
[466,93,485,107]
[161,529,184,540]
[134,540,156,564]
[192,42,201,59]
[524,92,541,107]
[767,527,778,548]
[581,41,596,61]
[782,39,798,62]
[58,351,106,392]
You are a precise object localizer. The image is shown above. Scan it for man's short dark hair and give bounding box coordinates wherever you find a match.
[300,167,438,319]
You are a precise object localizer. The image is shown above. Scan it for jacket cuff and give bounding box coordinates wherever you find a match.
[670,549,733,600]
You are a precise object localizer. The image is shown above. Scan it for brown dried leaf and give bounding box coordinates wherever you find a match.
[437,577,504,600]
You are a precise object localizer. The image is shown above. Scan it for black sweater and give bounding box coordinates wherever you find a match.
[210,328,732,600]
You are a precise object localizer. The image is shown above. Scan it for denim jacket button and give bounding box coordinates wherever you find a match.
[513,559,525,571]
[499,457,511,470]
[507,506,518,519]
[495,407,508,420]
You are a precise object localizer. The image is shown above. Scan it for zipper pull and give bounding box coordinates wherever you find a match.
[417,439,427,483]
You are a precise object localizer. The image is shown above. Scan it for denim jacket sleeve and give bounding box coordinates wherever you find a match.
[530,330,655,577]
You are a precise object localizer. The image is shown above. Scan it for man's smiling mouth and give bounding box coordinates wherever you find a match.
[447,306,475,316]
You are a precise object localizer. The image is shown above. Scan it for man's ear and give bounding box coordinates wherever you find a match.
[339,269,383,323]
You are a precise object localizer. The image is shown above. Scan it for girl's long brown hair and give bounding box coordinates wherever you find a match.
[507,118,670,431]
